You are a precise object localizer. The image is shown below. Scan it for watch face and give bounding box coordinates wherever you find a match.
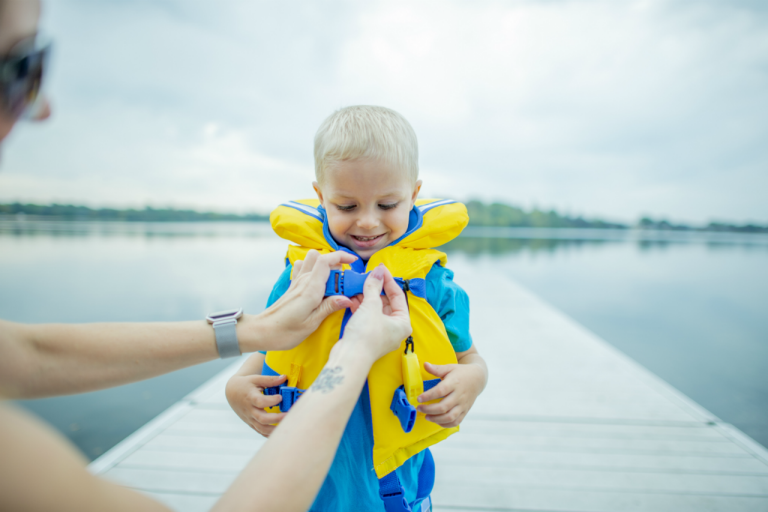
[207,308,243,322]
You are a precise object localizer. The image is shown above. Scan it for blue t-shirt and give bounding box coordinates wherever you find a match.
[263,263,472,511]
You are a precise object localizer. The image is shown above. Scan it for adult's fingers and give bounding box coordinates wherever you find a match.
[292,260,304,279]
[309,251,358,278]
[310,296,353,324]
[299,250,320,274]
[380,266,408,316]
[362,264,386,300]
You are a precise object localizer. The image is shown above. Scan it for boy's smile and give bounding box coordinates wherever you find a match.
[314,158,421,260]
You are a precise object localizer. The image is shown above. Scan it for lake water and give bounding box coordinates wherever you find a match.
[1,220,766,459]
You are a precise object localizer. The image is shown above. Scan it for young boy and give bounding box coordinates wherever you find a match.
[226,106,487,511]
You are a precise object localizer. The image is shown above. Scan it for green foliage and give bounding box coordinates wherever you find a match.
[637,216,768,233]
[0,203,269,222]
[464,200,626,229]
[2,202,764,232]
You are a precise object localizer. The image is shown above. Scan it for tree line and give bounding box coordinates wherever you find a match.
[1,201,765,233]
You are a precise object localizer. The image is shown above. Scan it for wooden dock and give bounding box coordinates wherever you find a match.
[90,273,768,511]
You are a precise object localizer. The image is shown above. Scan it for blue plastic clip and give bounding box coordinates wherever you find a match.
[279,386,303,412]
[324,269,371,298]
[390,386,417,433]
[262,383,284,396]
[379,472,412,512]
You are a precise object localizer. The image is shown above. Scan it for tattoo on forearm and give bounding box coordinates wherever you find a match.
[311,366,344,394]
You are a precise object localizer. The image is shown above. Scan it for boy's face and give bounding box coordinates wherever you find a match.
[314,158,421,260]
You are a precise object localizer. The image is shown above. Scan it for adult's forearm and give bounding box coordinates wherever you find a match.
[0,314,275,398]
[0,319,220,398]
[214,344,374,512]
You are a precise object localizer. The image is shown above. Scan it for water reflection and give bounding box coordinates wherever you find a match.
[445,230,768,257]
[444,236,614,257]
[2,221,767,454]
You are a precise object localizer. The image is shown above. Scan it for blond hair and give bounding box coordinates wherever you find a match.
[314,105,419,184]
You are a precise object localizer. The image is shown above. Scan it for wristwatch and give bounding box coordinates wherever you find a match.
[206,308,243,358]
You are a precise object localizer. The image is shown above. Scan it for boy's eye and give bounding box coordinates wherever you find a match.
[336,204,357,211]
[378,203,399,210]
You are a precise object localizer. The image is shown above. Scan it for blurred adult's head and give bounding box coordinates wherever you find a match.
[0,0,49,143]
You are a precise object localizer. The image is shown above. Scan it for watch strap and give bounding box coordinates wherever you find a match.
[213,318,241,358]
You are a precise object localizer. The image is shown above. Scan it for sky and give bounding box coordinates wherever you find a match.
[1,0,767,224]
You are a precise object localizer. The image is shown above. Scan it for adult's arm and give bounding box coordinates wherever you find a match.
[0,250,357,399]
[0,264,411,512]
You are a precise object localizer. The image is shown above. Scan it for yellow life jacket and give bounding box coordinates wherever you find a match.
[264,198,468,480]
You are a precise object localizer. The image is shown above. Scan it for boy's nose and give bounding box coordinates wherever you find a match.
[357,210,380,230]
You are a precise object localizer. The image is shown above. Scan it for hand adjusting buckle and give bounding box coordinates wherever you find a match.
[324,269,416,298]
[324,269,370,297]
[262,383,305,412]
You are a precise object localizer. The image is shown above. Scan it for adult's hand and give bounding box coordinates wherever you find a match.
[333,264,412,366]
[243,250,359,352]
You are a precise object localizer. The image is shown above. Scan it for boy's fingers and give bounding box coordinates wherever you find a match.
[418,393,455,414]
[252,392,282,408]
[247,374,287,388]
[425,407,462,427]
[418,381,449,403]
[252,408,287,425]
[424,361,453,379]
[251,423,276,437]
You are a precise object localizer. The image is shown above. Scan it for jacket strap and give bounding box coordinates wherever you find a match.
[324,269,426,299]
[379,471,411,512]
[378,447,436,512]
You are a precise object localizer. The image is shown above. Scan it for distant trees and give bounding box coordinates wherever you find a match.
[2,202,765,232]
[465,200,626,229]
[0,203,268,222]
[638,216,768,234]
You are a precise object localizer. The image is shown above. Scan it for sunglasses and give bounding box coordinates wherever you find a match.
[0,36,50,120]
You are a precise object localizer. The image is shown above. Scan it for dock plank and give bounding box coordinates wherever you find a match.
[91,273,768,511]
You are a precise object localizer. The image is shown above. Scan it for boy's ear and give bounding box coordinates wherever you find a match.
[411,180,422,205]
[312,182,324,204]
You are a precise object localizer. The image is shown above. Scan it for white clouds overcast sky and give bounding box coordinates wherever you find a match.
[1,0,766,223]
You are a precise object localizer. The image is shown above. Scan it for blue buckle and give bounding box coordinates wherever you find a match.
[379,472,412,512]
[263,384,304,412]
[279,386,303,412]
[324,270,426,299]
[381,490,410,512]
[324,269,369,298]
[262,383,284,396]
[390,386,417,433]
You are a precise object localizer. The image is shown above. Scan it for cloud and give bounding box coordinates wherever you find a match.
[1,0,766,223]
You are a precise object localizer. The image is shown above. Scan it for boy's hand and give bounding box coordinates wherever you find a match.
[225,373,288,437]
[416,347,488,428]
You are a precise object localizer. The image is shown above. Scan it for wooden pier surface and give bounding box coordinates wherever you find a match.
[90,272,768,511]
